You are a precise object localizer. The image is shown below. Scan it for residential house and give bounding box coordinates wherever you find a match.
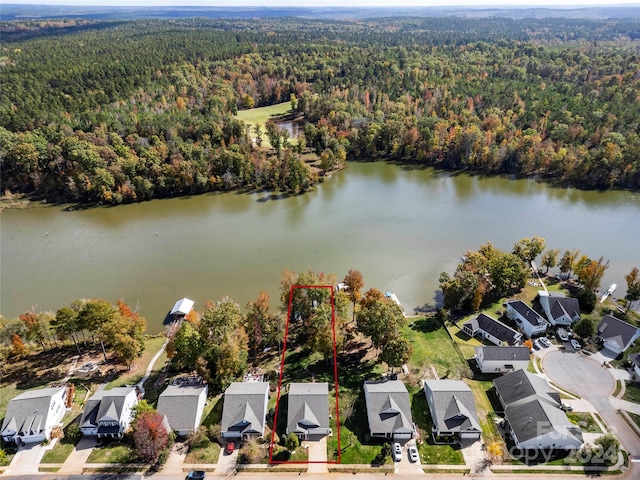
[423,380,481,442]
[596,314,640,355]
[474,346,530,374]
[287,382,331,440]
[462,313,522,346]
[630,353,640,381]
[506,300,549,338]
[80,387,138,438]
[493,369,582,450]
[363,379,416,440]
[157,382,208,436]
[221,382,269,440]
[1,386,68,445]
[538,291,580,327]
[170,297,194,319]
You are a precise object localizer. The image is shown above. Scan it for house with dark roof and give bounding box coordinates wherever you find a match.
[506,300,549,338]
[538,291,580,326]
[1,386,67,445]
[221,382,269,440]
[423,380,481,442]
[80,387,138,438]
[596,314,640,355]
[475,346,530,374]
[363,379,415,440]
[157,383,208,436]
[287,382,331,440]
[462,313,522,346]
[493,370,582,450]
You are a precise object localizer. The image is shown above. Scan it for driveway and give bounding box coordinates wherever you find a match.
[543,349,640,458]
[305,437,328,474]
[214,443,238,476]
[5,442,45,475]
[394,440,424,476]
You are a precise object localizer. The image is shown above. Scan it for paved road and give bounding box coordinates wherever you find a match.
[543,349,640,461]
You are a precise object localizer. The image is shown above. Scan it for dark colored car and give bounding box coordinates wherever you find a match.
[186,471,206,480]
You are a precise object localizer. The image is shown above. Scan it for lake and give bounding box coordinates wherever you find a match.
[1,161,639,333]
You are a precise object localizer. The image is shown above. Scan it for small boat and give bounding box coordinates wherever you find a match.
[600,283,617,303]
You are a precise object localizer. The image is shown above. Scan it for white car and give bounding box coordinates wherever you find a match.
[539,337,551,348]
[392,442,402,462]
[408,445,419,463]
[571,339,581,350]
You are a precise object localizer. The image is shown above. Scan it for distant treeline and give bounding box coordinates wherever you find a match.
[1,17,639,204]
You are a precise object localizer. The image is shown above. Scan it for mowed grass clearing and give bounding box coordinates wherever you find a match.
[236,102,296,147]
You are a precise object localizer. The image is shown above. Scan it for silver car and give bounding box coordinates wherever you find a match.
[392,442,402,462]
[408,445,419,463]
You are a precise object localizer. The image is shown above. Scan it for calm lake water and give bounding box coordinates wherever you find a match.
[2,161,639,333]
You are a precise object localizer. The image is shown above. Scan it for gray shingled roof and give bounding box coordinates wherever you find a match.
[157,384,208,433]
[493,369,560,408]
[630,352,640,369]
[597,314,640,350]
[363,379,415,436]
[287,383,330,437]
[550,295,580,321]
[80,387,137,430]
[423,380,480,435]
[1,387,66,438]
[463,313,521,346]
[476,346,530,361]
[504,398,582,445]
[221,382,269,438]
[508,300,548,327]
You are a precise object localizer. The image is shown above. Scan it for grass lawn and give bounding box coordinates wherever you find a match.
[627,412,640,430]
[409,386,465,465]
[328,423,387,465]
[41,440,75,463]
[86,442,137,463]
[566,412,603,434]
[106,335,166,390]
[403,318,469,378]
[185,439,221,464]
[270,444,308,462]
[201,394,224,428]
[623,382,640,404]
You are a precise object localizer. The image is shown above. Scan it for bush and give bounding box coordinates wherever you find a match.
[186,426,210,449]
[285,432,300,451]
[64,422,82,444]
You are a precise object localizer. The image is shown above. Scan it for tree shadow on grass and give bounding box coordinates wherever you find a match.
[411,317,441,334]
[202,396,224,427]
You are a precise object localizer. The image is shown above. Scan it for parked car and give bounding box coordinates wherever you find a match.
[570,339,581,350]
[532,340,540,350]
[392,442,402,462]
[539,337,551,348]
[557,329,569,342]
[186,471,206,480]
[560,403,574,412]
[225,441,235,455]
[408,445,419,463]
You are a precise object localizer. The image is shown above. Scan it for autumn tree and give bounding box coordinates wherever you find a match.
[512,236,546,265]
[132,411,171,464]
[168,321,202,370]
[10,333,28,358]
[540,248,560,274]
[574,256,609,292]
[380,335,412,373]
[19,309,52,351]
[53,306,82,354]
[343,269,365,322]
[246,291,275,360]
[559,250,580,280]
[624,266,640,312]
[357,293,405,355]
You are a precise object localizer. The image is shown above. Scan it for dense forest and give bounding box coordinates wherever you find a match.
[1,16,640,204]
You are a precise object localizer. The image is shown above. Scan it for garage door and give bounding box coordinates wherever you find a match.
[460,432,481,439]
[394,433,413,440]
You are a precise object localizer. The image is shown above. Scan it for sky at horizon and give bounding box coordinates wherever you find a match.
[5,1,640,7]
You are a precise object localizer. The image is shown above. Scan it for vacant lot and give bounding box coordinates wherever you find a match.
[236,102,295,147]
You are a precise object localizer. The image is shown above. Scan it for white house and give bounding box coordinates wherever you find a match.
[475,346,531,374]
[596,314,640,355]
[538,291,580,326]
[157,381,208,436]
[462,313,522,346]
[506,300,549,338]
[80,387,139,438]
[493,370,582,451]
[1,386,68,445]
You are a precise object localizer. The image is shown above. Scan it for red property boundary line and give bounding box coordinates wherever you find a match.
[268,285,341,464]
